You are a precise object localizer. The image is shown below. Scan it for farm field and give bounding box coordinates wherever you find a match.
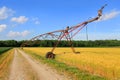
[23,47,120,79]
[0,48,13,80]
[0,47,12,55]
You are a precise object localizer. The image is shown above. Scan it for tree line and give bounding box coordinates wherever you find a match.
[0,40,120,47]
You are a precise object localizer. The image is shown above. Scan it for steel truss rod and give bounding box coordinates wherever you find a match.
[21,4,107,55]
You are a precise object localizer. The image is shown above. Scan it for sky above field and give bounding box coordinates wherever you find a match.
[0,0,120,40]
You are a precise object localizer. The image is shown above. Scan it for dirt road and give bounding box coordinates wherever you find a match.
[9,49,68,80]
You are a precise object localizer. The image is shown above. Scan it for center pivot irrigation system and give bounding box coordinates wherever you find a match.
[21,4,107,59]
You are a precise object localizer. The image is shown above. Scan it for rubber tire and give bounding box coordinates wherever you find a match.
[46,52,55,59]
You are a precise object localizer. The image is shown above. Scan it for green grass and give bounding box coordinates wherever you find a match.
[24,49,108,80]
[0,47,12,64]
[0,47,12,55]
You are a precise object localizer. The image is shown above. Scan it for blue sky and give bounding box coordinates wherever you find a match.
[0,0,120,40]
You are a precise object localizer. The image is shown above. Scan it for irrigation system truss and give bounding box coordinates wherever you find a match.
[21,4,107,59]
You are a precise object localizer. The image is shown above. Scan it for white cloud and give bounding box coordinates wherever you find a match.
[35,21,40,24]
[21,30,30,37]
[11,16,28,24]
[7,30,30,37]
[0,24,7,32]
[0,6,14,20]
[98,10,120,21]
[32,17,40,24]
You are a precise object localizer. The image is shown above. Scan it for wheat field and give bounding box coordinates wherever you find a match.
[23,47,120,79]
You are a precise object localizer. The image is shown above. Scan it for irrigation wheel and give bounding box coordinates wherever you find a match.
[46,52,55,59]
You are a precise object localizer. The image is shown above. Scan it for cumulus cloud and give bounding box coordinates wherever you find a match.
[0,6,14,20]
[0,24,7,32]
[98,10,120,21]
[7,30,30,37]
[11,16,28,24]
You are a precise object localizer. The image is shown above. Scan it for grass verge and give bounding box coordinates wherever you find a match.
[24,49,108,80]
[0,47,12,55]
[0,48,14,80]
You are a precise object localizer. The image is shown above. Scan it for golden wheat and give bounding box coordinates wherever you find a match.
[24,47,120,79]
